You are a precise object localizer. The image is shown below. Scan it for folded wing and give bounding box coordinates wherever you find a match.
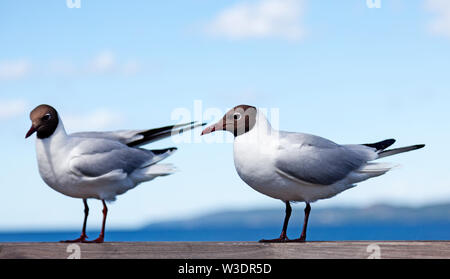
[71,122,205,147]
[69,139,171,178]
[275,132,377,186]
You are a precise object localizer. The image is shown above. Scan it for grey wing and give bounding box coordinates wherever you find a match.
[71,130,146,146]
[70,122,205,147]
[69,139,156,178]
[275,132,375,186]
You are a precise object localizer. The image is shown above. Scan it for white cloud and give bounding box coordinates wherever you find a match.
[0,60,31,80]
[48,59,77,75]
[50,50,142,76]
[0,51,143,79]
[64,109,124,132]
[122,60,141,76]
[121,60,141,76]
[206,0,306,40]
[88,50,116,74]
[426,0,450,37]
[0,99,29,120]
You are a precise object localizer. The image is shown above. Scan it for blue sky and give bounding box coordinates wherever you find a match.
[0,0,449,230]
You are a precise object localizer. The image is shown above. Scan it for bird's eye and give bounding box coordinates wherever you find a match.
[42,113,51,121]
[233,113,241,120]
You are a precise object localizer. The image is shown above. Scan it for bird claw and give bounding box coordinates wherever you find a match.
[82,235,104,244]
[60,235,88,243]
[286,237,307,243]
[60,234,104,244]
[259,235,290,243]
[85,238,104,244]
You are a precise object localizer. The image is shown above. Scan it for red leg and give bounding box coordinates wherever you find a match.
[86,200,108,243]
[260,201,291,243]
[61,199,89,243]
[288,202,311,243]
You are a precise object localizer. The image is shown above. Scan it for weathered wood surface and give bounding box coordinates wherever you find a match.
[0,241,449,259]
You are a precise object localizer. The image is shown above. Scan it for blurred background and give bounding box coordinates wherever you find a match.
[0,0,449,241]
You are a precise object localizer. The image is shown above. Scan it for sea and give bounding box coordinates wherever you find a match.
[1,223,449,242]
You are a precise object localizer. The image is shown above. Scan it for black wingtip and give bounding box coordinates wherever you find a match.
[387,138,396,144]
[192,121,207,127]
[364,139,396,151]
[151,147,178,155]
[127,121,206,147]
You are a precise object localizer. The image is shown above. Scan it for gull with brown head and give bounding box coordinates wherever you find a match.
[202,104,425,242]
[26,104,205,243]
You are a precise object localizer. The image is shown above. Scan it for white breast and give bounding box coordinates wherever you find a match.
[232,112,287,200]
[34,121,89,198]
[36,127,68,192]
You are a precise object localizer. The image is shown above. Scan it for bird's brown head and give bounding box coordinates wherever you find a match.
[201,104,257,137]
[25,104,59,139]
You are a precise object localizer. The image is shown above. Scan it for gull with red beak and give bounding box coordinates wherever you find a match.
[201,104,425,242]
[26,104,205,243]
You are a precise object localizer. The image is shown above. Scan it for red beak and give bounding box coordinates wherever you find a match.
[201,125,216,136]
[25,126,36,139]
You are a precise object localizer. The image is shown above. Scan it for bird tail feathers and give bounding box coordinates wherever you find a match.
[143,163,177,176]
[355,162,395,178]
[130,163,177,183]
[377,144,425,159]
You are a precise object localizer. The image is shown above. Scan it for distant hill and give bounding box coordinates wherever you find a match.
[133,203,450,241]
[144,203,450,230]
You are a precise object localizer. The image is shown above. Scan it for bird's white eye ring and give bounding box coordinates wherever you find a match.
[233,113,241,120]
[42,113,51,121]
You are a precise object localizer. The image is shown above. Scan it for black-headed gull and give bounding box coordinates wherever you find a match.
[201,104,425,242]
[26,104,204,243]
